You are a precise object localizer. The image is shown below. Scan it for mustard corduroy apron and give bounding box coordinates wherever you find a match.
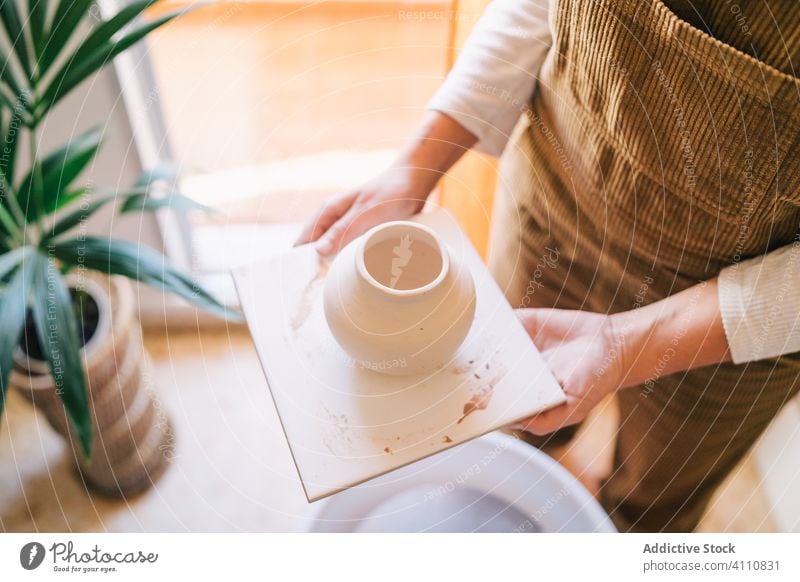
[490,0,800,531]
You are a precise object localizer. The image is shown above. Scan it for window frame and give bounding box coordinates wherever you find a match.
[99,0,194,274]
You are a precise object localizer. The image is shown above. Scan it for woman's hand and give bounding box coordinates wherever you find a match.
[515,279,731,436]
[515,308,627,435]
[294,112,477,256]
[294,164,431,256]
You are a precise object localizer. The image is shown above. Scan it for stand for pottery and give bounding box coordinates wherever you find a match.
[232,209,565,501]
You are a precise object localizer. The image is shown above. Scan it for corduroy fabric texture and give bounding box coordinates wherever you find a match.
[489,0,800,531]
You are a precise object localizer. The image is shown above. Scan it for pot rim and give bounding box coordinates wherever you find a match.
[13,275,114,378]
[355,221,450,297]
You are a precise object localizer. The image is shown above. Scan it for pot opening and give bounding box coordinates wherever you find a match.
[21,287,100,363]
[362,223,445,292]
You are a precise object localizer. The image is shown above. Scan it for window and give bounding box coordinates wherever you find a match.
[144,0,453,274]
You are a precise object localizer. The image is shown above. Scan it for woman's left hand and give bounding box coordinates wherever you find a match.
[514,279,731,436]
[514,308,628,435]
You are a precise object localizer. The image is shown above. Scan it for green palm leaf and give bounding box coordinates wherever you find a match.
[69,0,158,64]
[0,110,23,185]
[27,0,47,59]
[119,189,211,214]
[51,236,242,322]
[0,244,28,279]
[17,126,102,221]
[0,44,29,107]
[37,0,95,77]
[47,188,208,239]
[0,204,20,243]
[134,163,177,188]
[46,193,111,239]
[31,253,92,457]
[0,247,36,416]
[0,88,28,121]
[124,164,213,213]
[0,0,32,79]
[39,9,181,114]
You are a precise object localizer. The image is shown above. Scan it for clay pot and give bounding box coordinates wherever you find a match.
[11,275,174,497]
[324,221,476,375]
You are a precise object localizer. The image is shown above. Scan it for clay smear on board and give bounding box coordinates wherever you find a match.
[457,386,494,424]
[451,359,475,375]
[456,364,506,424]
[452,349,501,376]
[291,255,330,333]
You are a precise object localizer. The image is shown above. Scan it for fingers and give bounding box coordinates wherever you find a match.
[293,208,330,248]
[316,207,360,257]
[517,397,582,436]
[516,307,590,349]
[294,191,357,248]
[516,308,563,351]
[315,196,411,257]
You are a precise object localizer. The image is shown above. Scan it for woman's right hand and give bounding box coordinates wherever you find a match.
[294,111,478,256]
[294,163,434,257]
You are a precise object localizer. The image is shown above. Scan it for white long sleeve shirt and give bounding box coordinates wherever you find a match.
[427,0,800,364]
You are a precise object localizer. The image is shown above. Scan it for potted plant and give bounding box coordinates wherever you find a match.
[0,0,239,496]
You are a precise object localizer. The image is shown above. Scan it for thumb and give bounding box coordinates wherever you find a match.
[517,308,585,351]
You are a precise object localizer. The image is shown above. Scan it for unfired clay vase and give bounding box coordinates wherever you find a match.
[323,221,476,375]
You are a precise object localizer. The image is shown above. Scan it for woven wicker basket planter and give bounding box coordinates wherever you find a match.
[11,275,175,498]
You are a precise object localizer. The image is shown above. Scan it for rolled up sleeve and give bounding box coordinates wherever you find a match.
[427,0,552,157]
[718,241,800,364]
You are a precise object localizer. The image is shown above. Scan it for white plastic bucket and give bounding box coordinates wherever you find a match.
[309,431,616,532]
